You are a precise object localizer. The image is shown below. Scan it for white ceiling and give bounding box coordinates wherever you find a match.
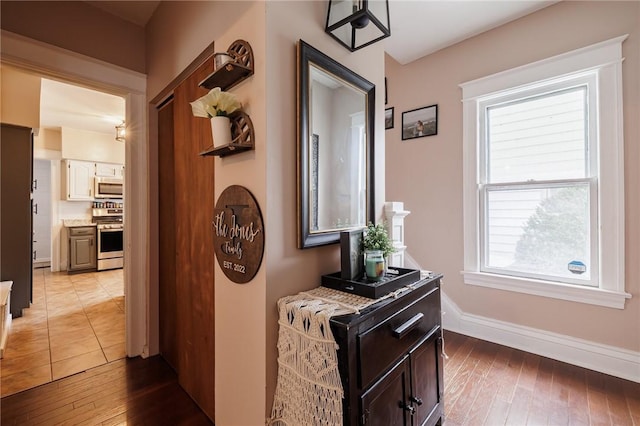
[42,1,555,135]
[385,0,556,65]
[84,0,555,65]
[40,79,125,135]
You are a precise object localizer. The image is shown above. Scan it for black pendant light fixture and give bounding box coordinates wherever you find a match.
[325,0,390,52]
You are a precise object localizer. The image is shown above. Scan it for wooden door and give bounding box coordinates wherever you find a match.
[157,57,216,421]
[157,98,178,371]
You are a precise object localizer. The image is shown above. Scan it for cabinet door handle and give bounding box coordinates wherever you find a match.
[410,396,423,406]
[392,313,423,339]
[402,403,415,415]
[33,203,38,215]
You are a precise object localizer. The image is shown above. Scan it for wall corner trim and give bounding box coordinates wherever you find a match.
[441,291,640,383]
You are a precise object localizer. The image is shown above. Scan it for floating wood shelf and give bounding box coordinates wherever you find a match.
[199,111,255,157]
[199,40,254,91]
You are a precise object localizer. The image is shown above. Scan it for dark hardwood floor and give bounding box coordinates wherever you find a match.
[0,356,212,425]
[2,331,638,425]
[443,331,640,426]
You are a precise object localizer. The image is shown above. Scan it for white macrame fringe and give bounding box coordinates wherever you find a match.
[268,291,366,426]
[268,286,404,426]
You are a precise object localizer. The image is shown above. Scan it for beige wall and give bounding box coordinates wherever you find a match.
[264,0,386,416]
[146,1,385,423]
[0,65,40,129]
[35,128,62,153]
[61,127,125,164]
[385,1,640,351]
[0,1,146,73]
[147,2,266,424]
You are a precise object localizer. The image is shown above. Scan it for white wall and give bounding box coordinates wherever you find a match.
[385,1,640,352]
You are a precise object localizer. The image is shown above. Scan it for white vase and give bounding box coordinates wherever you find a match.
[210,116,231,147]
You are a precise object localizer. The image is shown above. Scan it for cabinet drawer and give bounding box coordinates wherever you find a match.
[69,227,95,236]
[358,287,440,389]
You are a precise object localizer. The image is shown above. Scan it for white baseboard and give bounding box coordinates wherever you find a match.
[441,291,640,383]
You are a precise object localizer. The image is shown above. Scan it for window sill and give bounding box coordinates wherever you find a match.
[462,271,631,309]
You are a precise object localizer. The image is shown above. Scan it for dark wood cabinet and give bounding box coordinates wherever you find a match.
[1,124,33,318]
[330,275,444,426]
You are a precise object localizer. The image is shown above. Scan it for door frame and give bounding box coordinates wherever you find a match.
[1,30,150,357]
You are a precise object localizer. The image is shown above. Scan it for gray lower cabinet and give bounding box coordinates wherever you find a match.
[69,227,97,272]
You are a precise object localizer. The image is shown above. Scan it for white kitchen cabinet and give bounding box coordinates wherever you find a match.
[62,159,94,200]
[95,162,124,178]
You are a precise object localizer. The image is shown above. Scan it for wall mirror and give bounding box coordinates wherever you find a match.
[297,40,375,248]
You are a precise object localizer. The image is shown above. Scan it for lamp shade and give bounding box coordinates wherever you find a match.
[325,0,390,52]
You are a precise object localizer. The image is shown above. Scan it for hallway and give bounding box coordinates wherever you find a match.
[0,268,125,397]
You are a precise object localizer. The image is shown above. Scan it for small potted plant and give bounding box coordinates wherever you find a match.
[190,87,242,147]
[362,222,395,282]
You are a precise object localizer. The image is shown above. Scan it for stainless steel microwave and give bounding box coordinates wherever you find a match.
[94,177,123,198]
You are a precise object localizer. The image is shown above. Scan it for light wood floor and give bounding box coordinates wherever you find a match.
[0,268,125,397]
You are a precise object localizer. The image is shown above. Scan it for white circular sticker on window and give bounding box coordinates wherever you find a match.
[568,260,586,274]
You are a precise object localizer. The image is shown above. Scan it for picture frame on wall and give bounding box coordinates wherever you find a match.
[402,104,438,140]
[385,77,388,105]
[385,107,394,130]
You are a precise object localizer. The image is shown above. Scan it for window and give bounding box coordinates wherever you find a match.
[461,36,630,309]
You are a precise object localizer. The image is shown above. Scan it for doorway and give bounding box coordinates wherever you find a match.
[1,76,129,397]
[0,31,149,394]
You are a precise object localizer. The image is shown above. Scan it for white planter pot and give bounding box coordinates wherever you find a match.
[210,116,232,148]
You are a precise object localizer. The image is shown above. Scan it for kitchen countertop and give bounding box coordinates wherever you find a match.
[63,219,96,228]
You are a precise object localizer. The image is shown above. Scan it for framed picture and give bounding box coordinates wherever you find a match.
[402,104,438,140]
[385,77,388,105]
[385,107,394,130]
[340,228,364,280]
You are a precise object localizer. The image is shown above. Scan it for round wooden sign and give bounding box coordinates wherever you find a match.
[213,185,264,283]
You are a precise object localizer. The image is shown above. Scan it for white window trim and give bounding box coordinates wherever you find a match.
[460,35,631,309]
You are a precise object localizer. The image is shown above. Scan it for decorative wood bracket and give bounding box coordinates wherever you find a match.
[199,40,254,91]
[199,111,255,157]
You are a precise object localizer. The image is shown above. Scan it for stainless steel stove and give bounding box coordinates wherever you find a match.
[92,208,123,271]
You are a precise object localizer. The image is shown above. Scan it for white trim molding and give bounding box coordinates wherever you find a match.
[441,291,640,384]
[462,271,631,310]
[385,201,410,267]
[460,35,629,309]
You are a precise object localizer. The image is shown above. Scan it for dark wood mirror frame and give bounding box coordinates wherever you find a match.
[297,40,376,249]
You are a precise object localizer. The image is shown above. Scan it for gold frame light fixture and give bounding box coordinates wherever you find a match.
[115,121,125,142]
